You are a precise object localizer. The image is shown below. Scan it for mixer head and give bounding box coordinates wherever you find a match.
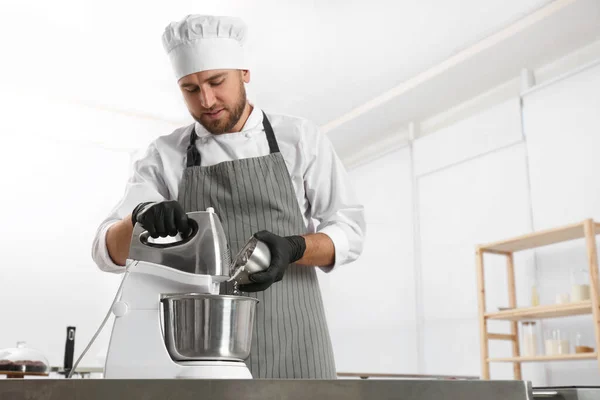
[128,208,231,280]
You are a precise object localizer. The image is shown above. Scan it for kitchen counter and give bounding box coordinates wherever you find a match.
[0,379,531,400]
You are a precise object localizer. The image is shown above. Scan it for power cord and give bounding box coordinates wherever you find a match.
[67,261,137,379]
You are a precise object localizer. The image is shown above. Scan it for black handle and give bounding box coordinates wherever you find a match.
[138,218,199,249]
[64,326,76,372]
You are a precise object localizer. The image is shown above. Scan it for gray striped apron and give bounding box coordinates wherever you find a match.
[178,111,337,379]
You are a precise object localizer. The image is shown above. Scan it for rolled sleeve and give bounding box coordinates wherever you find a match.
[301,121,366,272]
[91,142,169,273]
[317,223,350,272]
[92,220,126,274]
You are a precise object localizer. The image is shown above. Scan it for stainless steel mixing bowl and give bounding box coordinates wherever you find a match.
[161,293,258,362]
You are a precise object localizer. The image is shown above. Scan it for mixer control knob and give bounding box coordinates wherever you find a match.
[206,207,215,213]
[112,301,129,317]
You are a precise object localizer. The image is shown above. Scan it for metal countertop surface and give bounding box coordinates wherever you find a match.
[0,379,532,400]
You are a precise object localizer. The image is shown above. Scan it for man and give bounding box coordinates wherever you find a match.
[91,14,365,379]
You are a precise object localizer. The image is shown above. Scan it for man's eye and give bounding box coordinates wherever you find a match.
[210,80,224,86]
[186,87,199,93]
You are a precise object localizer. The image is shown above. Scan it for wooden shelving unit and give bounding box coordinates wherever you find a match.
[489,353,597,363]
[485,300,593,321]
[476,218,600,380]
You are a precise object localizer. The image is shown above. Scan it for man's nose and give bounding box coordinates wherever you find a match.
[199,87,216,109]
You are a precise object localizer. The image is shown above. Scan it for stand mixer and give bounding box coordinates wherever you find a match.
[103,208,258,379]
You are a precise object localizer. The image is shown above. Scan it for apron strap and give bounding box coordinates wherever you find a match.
[186,110,280,167]
[186,129,201,167]
[262,111,280,154]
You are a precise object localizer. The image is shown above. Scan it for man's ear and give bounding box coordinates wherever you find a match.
[242,69,251,83]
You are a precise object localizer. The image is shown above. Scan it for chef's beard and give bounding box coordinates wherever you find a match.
[192,83,248,135]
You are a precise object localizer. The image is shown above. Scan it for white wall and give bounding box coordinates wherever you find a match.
[320,98,544,381]
[522,61,600,386]
[319,149,417,374]
[418,143,534,377]
[325,59,600,386]
[0,90,180,370]
[0,139,129,369]
[414,98,544,382]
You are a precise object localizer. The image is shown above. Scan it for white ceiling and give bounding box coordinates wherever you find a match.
[2,0,599,157]
[327,0,600,160]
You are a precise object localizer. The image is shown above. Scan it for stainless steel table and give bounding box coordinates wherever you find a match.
[533,387,600,399]
[336,372,480,380]
[0,379,532,400]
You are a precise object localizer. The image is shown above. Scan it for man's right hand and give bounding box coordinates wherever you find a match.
[131,200,190,238]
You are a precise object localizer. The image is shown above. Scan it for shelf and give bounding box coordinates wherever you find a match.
[478,220,600,253]
[485,301,592,321]
[489,353,597,363]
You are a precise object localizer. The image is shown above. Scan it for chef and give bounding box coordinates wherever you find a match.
[91,14,365,379]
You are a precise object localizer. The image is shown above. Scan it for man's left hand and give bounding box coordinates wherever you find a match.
[238,230,306,292]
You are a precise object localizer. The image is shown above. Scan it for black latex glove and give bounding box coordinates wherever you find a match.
[239,230,306,292]
[131,200,189,239]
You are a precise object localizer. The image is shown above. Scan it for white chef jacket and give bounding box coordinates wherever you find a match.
[91,105,366,273]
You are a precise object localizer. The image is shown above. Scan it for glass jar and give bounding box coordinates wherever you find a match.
[544,329,570,356]
[555,293,570,304]
[0,341,50,375]
[531,286,540,307]
[574,332,595,354]
[571,266,591,302]
[521,321,538,356]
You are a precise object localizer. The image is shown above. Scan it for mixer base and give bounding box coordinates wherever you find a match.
[176,361,252,379]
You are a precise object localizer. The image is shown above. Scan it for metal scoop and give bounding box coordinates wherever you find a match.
[228,237,271,285]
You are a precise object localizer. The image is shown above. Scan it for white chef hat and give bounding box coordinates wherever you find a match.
[162,15,248,81]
